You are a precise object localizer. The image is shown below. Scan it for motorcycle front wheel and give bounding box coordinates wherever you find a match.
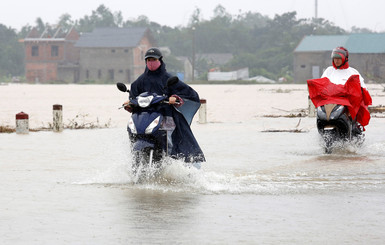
[323,130,337,154]
[132,148,163,180]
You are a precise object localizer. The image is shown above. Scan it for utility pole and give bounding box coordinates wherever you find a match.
[192,26,196,82]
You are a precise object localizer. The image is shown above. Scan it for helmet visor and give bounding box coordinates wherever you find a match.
[331,48,347,60]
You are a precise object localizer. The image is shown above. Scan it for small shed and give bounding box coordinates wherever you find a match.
[293,33,385,83]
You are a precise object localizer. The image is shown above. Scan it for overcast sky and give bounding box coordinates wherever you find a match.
[2,0,385,32]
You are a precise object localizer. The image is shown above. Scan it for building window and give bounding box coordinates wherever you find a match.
[108,69,114,81]
[32,46,39,56]
[98,69,102,79]
[111,49,115,53]
[51,46,59,57]
[124,49,128,53]
[300,65,306,68]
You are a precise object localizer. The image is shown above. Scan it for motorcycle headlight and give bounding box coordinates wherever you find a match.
[138,95,154,108]
[128,117,137,134]
[145,116,161,134]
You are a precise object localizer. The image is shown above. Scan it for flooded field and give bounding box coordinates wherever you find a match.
[1,84,385,244]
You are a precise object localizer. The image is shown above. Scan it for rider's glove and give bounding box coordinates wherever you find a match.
[170,95,184,107]
[123,103,133,112]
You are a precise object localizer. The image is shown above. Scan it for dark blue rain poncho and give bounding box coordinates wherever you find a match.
[130,61,205,163]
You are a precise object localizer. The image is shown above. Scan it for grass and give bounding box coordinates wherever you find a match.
[0,126,15,133]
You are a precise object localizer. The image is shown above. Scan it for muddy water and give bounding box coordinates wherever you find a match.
[1,84,385,244]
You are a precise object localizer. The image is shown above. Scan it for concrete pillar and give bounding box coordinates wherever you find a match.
[199,99,207,124]
[53,104,63,132]
[16,112,29,134]
[308,96,316,117]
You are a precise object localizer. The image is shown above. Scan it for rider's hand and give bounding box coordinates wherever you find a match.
[123,101,133,112]
[169,95,184,107]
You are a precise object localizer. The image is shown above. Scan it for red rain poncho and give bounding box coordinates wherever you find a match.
[307,75,372,128]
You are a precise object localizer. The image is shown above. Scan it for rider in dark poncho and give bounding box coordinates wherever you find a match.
[128,47,205,164]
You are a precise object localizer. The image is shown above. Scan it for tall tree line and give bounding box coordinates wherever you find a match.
[0,4,374,82]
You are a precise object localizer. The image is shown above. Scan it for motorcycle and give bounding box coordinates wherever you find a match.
[308,76,368,154]
[316,103,363,153]
[116,77,180,178]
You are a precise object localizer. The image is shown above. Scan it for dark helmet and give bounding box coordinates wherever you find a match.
[144,47,163,60]
[331,46,349,63]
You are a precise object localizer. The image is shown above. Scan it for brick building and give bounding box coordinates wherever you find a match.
[21,27,156,83]
[22,27,80,83]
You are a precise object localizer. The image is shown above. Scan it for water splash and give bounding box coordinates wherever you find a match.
[74,155,385,195]
[73,137,385,195]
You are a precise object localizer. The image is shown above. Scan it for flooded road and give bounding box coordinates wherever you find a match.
[1,118,385,244]
[1,84,385,244]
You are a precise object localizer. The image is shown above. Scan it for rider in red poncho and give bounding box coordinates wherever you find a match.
[307,47,372,134]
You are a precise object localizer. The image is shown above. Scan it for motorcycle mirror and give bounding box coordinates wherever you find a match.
[116,82,129,93]
[167,76,179,87]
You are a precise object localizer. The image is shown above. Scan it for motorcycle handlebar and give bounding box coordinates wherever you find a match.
[163,100,181,105]
[119,99,180,110]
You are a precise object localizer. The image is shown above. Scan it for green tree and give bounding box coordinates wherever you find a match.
[0,24,24,78]
[77,4,122,32]
[350,26,374,33]
[35,17,46,33]
[13,4,360,83]
[57,14,76,33]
